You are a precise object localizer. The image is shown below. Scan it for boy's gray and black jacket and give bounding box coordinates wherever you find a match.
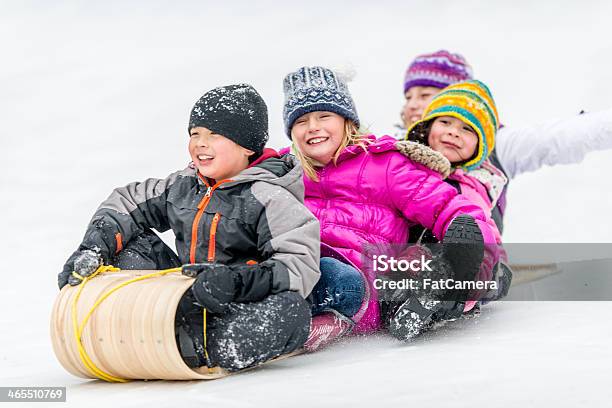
[62,153,321,299]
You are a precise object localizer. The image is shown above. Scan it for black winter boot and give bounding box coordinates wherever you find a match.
[385,215,485,341]
[441,214,485,299]
[388,297,465,340]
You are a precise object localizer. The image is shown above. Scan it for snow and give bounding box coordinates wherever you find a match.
[1,302,610,407]
[1,1,612,407]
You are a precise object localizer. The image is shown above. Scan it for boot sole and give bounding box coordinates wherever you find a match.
[444,215,484,245]
[443,215,485,284]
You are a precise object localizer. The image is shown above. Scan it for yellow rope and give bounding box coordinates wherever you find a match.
[71,265,182,382]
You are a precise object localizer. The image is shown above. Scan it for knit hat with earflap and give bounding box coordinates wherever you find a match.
[282,66,360,137]
[189,83,269,155]
[404,50,473,93]
[405,80,499,171]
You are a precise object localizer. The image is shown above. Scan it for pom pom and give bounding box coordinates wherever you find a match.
[332,63,357,83]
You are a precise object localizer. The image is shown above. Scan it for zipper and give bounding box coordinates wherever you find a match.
[207,213,221,262]
[189,178,231,263]
[318,166,327,198]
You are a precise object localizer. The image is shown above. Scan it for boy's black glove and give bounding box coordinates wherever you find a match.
[58,249,103,289]
[58,217,117,290]
[57,249,104,290]
[183,262,273,315]
[183,263,237,314]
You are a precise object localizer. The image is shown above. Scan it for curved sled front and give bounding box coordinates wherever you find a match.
[50,270,228,380]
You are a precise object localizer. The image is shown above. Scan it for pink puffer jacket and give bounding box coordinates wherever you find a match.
[299,136,500,333]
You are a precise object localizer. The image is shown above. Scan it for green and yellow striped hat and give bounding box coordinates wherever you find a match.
[405,80,499,171]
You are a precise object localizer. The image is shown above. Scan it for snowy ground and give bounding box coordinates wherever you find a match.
[2,1,612,407]
[2,302,611,408]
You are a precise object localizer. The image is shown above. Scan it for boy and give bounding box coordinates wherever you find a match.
[59,84,321,371]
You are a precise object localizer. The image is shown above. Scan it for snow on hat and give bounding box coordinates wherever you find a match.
[189,83,269,154]
[406,80,499,171]
[403,50,474,93]
[282,66,360,137]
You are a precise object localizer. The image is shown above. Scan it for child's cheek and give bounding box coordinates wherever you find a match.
[469,135,479,155]
[427,131,435,147]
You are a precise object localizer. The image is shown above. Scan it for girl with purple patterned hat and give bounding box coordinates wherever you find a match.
[400,50,473,128]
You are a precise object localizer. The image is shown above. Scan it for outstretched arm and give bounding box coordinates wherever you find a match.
[58,169,185,288]
[495,108,612,179]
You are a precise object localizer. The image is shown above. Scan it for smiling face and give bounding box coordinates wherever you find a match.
[427,116,479,164]
[401,86,442,127]
[188,127,254,181]
[291,111,346,166]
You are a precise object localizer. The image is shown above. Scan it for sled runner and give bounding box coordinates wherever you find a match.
[510,263,561,286]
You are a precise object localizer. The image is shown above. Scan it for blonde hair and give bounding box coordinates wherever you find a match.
[292,120,371,181]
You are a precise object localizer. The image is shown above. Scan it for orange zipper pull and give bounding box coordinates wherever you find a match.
[198,187,212,209]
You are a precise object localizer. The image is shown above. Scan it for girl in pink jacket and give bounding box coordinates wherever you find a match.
[281,66,502,345]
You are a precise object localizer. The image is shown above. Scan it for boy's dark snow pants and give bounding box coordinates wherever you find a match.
[111,229,311,372]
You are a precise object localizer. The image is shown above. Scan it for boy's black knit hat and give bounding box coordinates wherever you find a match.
[188,84,269,154]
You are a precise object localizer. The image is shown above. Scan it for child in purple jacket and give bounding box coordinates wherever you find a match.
[281,66,503,345]
[395,49,612,233]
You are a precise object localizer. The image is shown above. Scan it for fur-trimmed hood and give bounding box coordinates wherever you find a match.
[394,140,451,179]
[395,139,507,214]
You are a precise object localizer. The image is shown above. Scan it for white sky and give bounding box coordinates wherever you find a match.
[2,0,612,265]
